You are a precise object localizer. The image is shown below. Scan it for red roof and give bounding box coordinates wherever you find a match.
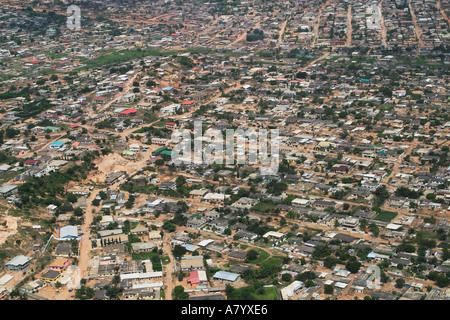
[187,271,199,285]
[181,99,195,105]
[24,159,38,165]
[166,122,176,126]
[119,108,137,115]
[93,96,107,101]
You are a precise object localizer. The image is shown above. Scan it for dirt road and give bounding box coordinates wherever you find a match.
[379,0,388,46]
[0,207,18,247]
[76,189,98,283]
[276,20,289,48]
[408,0,424,47]
[162,232,175,300]
[346,5,352,47]
[437,0,450,27]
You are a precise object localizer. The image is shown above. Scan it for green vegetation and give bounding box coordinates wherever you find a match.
[374,211,397,222]
[245,249,270,264]
[225,284,278,300]
[131,249,162,271]
[251,201,276,213]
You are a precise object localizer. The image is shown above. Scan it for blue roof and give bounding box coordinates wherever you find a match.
[162,86,173,91]
[50,141,64,146]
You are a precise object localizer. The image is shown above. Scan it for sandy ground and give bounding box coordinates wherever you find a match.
[0,209,19,247]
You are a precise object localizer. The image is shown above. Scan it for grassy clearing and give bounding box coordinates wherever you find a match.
[246,249,270,264]
[374,210,397,222]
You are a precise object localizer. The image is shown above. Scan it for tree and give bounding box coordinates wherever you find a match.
[176,175,186,189]
[281,273,292,282]
[324,284,333,294]
[345,260,361,273]
[324,256,337,269]
[435,274,450,288]
[173,245,187,258]
[162,221,176,232]
[74,207,83,217]
[173,285,189,300]
[369,223,380,237]
[247,249,259,261]
[395,278,405,289]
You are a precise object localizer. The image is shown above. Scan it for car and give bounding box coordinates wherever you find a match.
[69,287,74,292]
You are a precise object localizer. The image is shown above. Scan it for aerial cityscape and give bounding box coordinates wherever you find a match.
[0,0,449,302]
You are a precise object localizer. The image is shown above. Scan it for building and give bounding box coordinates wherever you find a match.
[0,184,18,197]
[228,250,247,261]
[49,141,65,150]
[131,242,157,253]
[187,270,208,287]
[49,258,70,271]
[59,225,78,240]
[180,256,205,271]
[5,255,33,271]
[41,270,61,284]
[212,271,240,282]
[281,280,303,300]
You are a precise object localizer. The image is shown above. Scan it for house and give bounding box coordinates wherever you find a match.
[208,218,228,232]
[292,198,311,207]
[59,225,78,240]
[41,270,61,284]
[180,256,205,271]
[49,258,70,271]
[5,255,33,271]
[0,184,18,197]
[130,225,148,235]
[131,242,157,253]
[228,250,247,261]
[165,122,177,130]
[281,280,303,300]
[158,181,177,191]
[148,231,162,244]
[203,193,229,204]
[181,99,196,108]
[105,171,127,185]
[186,216,207,229]
[55,242,73,257]
[213,271,240,282]
[187,270,208,287]
[49,141,65,150]
[234,230,258,241]
[263,231,285,241]
[119,109,137,118]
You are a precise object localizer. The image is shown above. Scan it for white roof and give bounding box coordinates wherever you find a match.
[6,255,32,267]
[198,239,214,247]
[292,198,310,205]
[386,223,402,230]
[0,274,13,285]
[120,271,163,281]
[263,231,285,238]
[132,282,164,290]
[60,225,78,238]
[213,271,240,281]
[335,282,348,289]
[197,270,208,282]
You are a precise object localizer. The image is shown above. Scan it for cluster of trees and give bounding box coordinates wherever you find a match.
[395,187,423,199]
[246,29,265,42]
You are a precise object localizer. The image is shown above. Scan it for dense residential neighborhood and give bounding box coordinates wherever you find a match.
[0,0,449,302]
